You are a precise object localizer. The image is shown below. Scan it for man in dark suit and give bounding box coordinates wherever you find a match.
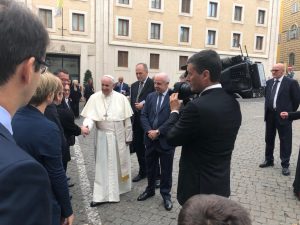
[0,1,51,224]
[58,84,89,171]
[130,63,155,182]
[84,78,95,103]
[166,50,242,205]
[114,76,130,96]
[138,73,175,211]
[259,63,300,176]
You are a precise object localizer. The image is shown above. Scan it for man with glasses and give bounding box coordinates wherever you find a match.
[0,0,52,224]
[259,63,300,176]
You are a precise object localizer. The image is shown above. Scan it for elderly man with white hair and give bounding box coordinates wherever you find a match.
[81,75,133,207]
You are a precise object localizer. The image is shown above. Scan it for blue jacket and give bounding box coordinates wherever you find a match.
[0,122,51,225]
[140,91,173,151]
[12,105,73,219]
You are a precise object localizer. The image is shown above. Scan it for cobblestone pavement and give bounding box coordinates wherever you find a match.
[68,98,300,225]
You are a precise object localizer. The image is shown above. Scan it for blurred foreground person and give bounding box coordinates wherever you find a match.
[178,194,251,225]
[81,75,133,207]
[12,73,74,225]
[0,0,51,224]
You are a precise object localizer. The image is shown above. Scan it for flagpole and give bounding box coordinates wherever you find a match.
[62,7,64,37]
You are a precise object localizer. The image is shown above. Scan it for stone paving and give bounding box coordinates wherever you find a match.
[68,98,300,225]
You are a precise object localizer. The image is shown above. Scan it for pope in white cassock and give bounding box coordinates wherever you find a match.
[81,75,133,207]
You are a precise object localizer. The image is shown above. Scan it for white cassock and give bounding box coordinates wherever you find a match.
[81,90,133,202]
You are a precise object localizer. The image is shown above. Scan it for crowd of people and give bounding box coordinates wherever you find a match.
[3,0,300,225]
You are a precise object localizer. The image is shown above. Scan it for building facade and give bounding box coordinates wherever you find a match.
[96,0,280,89]
[19,0,279,89]
[278,0,300,78]
[20,0,96,83]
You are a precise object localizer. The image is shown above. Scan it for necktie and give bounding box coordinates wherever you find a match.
[153,93,163,129]
[269,79,279,109]
[136,81,144,102]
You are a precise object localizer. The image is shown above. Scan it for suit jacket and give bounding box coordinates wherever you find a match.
[114,82,130,96]
[140,91,173,151]
[84,83,94,101]
[12,105,73,218]
[57,100,81,146]
[166,88,242,205]
[45,103,69,154]
[264,76,300,124]
[130,78,155,113]
[0,123,52,225]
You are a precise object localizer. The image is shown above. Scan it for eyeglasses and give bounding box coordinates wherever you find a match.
[36,58,48,74]
[270,69,279,73]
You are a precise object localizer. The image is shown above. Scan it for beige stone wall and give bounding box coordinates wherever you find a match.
[113,0,270,54]
[32,0,92,39]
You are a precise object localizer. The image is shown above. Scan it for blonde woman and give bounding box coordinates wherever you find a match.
[12,73,74,225]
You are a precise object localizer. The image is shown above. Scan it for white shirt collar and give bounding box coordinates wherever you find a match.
[200,83,222,95]
[0,105,13,134]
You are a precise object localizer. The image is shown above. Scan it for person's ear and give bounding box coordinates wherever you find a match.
[19,57,36,85]
[202,70,210,80]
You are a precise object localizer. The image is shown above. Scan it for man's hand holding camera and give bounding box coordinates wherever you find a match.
[169,93,182,112]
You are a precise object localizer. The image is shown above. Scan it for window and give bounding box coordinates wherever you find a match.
[288,24,299,40]
[150,23,161,40]
[150,54,160,69]
[292,2,299,13]
[181,0,191,13]
[118,51,128,67]
[232,33,241,48]
[179,56,188,70]
[255,36,264,50]
[119,0,129,4]
[257,10,266,24]
[180,26,190,42]
[151,0,161,9]
[234,6,243,21]
[118,19,129,36]
[208,2,218,17]
[289,53,295,65]
[72,13,84,32]
[39,9,52,28]
[207,30,216,45]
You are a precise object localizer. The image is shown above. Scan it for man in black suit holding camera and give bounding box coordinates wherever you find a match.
[166,50,242,205]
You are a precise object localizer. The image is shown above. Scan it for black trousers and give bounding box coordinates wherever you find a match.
[132,113,147,176]
[145,141,174,200]
[265,110,292,168]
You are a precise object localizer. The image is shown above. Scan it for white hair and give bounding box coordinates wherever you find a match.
[154,72,170,83]
[102,75,115,83]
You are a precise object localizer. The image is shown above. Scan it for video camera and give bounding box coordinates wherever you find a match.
[174,47,266,99]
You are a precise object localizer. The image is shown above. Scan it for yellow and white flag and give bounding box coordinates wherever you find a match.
[55,0,63,17]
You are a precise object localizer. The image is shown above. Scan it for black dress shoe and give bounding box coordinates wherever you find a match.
[137,191,155,201]
[68,182,75,187]
[163,199,173,211]
[132,174,146,182]
[282,167,290,176]
[155,179,160,189]
[90,201,103,207]
[259,160,274,168]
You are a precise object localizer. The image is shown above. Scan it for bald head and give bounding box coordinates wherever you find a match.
[271,63,284,79]
[101,75,115,96]
[154,72,170,94]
